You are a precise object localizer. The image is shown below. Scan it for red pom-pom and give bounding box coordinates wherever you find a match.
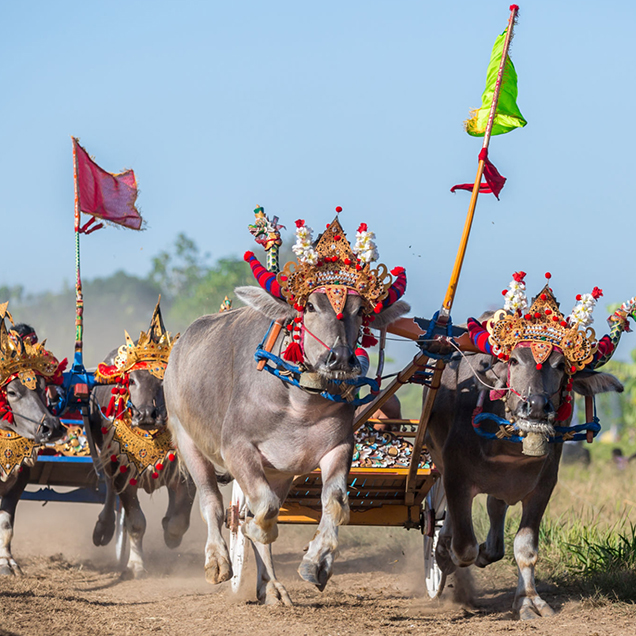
[361,333,378,348]
[283,342,304,363]
[540,294,547,301]
[576,294,582,301]
[560,320,568,327]
[243,251,255,261]
[592,287,603,300]
[358,223,368,233]
[110,454,118,463]
[502,289,508,296]
[355,264,362,271]
[545,272,552,279]
[119,465,128,473]
[156,463,164,471]
[129,478,138,486]
[335,206,342,213]
[334,235,341,241]
[336,313,344,320]
[374,302,383,314]
[152,472,159,480]
[524,314,532,320]
[101,426,109,434]
[570,365,577,373]
[512,271,527,283]
[552,316,559,322]
[391,267,405,276]
[536,363,543,370]
[545,309,552,315]
[510,5,519,11]
[295,219,305,228]
[344,258,351,266]
[168,453,176,462]
[534,312,541,319]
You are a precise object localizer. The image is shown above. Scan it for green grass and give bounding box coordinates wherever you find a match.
[471,461,636,602]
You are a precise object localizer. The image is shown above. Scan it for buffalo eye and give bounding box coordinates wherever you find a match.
[306,302,315,313]
[508,357,519,367]
[7,389,17,398]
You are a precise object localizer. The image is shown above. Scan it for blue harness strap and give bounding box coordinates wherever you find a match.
[472,411,601,444]
[254,346,379,406]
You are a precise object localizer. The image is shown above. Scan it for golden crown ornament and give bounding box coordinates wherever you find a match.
[487,272,600,373]
[243,207,407,363]
[95,298,178,384]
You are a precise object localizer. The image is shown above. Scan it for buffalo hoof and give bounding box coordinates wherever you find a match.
[516,597,556,620]
[93,517,116,547]
[435,538,457,575]
[260,581,293,606]
[297,558,332,591]
[162,516,186,549]
[204,556,232,585]
[0,559,21,576]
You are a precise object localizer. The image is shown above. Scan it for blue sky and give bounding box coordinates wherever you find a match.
[1,1,634,354]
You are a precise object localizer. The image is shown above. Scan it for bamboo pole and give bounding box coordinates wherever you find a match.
[441,4,519,317]
[72,138,84,369]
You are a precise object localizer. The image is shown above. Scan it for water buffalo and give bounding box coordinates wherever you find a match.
[89,307,196,578]
[164,286,408,604]
[0,321,63,575]
[427,280,630,619]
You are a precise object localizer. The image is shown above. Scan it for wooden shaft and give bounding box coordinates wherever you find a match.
[405,359,445,504]
[72,138,83,360]
[353,352,430,431]
[256,320,284,371]
[441,5,519,316]
[585,395,594,444]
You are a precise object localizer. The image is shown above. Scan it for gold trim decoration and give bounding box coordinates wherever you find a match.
[101,409,176,490]
[95,298,178,383]
[488,282,598,373]
[278,217,393,314]
[0,428,38,482]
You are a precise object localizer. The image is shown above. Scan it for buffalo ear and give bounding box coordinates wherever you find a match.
[372,300,411,330]
[572,369,624,396]
[234,286,296,321]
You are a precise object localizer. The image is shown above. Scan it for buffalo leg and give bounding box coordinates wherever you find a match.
[0,470,28,576]
[444,468,479,567]
[173,421,231,584]
[93,478,116,547]
[475,496,508,567]
[248,475,293,605]
[162,475,196,549]
[514,481,557,620]
[119,485,147,579]
[298,441,351,591]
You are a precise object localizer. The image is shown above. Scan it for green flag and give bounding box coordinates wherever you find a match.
[465,28,527,137]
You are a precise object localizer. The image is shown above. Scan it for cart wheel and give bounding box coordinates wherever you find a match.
[115,501,129,569]
[423,479,446,599]
[229,480,248,593]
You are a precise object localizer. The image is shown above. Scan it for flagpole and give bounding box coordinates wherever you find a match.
[72,138,84,370]
[440,4,519,317]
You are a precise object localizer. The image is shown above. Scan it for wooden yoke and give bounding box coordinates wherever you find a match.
[257,320,284,371]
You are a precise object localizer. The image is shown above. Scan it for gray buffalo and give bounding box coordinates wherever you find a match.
[0,322,62,575]
[426,302,626,619]
[164,286,408,604]
[89,304,197,579]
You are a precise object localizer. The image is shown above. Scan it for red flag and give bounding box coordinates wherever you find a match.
[450,148,507,200]
[73,138,143,230]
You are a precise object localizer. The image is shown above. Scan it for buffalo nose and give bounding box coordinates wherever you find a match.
[36,418,59,443]
[326,346,357,371]
[525,394,554,420]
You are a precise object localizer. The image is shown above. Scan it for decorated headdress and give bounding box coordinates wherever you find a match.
[469,273,600,373]
[95,298,178,384]
[244,208,406,316]
[0,302,62,391]
[244,207,407,362]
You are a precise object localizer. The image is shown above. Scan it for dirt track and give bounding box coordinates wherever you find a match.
[1,491,635,636]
